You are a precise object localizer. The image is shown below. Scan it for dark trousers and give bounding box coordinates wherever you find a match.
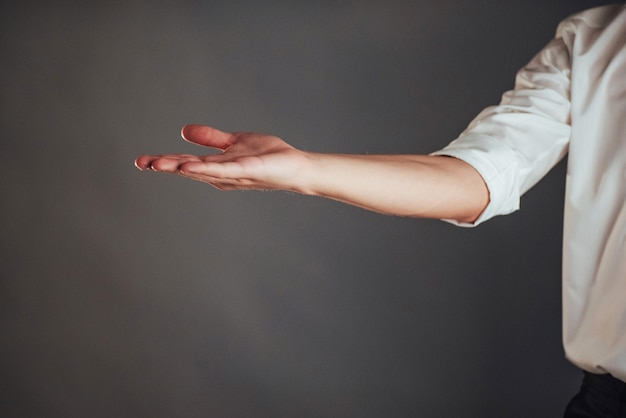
[564,371,626,417]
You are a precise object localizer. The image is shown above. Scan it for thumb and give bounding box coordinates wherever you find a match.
[181,124,235,150]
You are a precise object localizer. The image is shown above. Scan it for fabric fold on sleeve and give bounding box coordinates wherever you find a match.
[431,30,573,227]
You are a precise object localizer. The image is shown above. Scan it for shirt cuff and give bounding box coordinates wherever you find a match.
[431,134,522,227]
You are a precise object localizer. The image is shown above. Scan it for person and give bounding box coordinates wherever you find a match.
[136,3,626,416]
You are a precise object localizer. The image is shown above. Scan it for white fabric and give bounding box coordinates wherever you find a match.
[432,3,626,381]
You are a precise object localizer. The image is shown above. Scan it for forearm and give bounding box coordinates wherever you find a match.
[296,153,489,223]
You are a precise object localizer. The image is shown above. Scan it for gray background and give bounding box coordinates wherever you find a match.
[0,1,614,417]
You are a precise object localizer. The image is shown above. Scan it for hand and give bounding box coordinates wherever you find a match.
[135,125,313,191]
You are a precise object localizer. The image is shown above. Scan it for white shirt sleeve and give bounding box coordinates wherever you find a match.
[432,24,574,226]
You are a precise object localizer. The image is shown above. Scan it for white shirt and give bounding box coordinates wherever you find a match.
[433,3,626,381]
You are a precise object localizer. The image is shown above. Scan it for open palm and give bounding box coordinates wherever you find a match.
[135,125,312,191]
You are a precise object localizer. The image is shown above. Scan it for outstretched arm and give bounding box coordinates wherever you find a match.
[135,124,489,223]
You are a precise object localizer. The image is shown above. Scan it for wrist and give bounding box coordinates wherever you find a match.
[290,150,323,196]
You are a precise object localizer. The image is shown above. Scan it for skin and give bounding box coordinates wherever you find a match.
[135,124,489,223]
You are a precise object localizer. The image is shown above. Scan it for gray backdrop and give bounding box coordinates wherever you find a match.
[0,1,614,417]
